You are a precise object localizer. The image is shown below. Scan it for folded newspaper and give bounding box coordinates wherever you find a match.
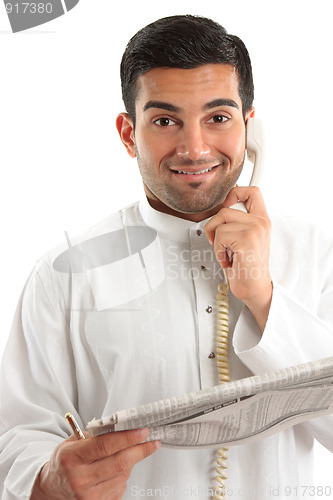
[87,357,333,448]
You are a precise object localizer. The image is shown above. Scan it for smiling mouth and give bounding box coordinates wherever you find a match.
[173,166,217,175]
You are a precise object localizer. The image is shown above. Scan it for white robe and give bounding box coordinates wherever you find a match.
[1,198,333,499]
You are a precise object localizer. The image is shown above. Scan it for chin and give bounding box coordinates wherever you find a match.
[172,194,225,213]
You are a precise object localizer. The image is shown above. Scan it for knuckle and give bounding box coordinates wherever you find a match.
[253,217,270,237]
[68,475,85,494]
[245,229,257,245]
[114,453,131,475]
[258,214,270,229]
[120,469,131,482]
[254,222,264,236]
[58,450,74,473]
[264,215,271,231]
[251,186,260,195]
[143,441,159,457]
[262,222,271,238]
[96,435,114,457]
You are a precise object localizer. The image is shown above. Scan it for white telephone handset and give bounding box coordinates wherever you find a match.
[213,117,265,498]
[246,117,264,187]
[231,117,265,211]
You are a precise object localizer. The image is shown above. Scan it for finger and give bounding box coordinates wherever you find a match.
[205,212,250,245]
[55,438,160,496]
[222,186,268,216]
[214,247,231,269]
[87,440,160,485]
[213,227,245,268]
[78,428,152,463]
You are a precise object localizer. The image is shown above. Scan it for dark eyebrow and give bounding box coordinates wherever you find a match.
[143,98,239,113]
[204,98,239,110]
[143,100,181,113]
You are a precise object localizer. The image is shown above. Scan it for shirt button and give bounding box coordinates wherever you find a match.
[197,229,203,236]
[206,306,213,313]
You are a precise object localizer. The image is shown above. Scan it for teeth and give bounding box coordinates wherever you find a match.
[176,167,213,175]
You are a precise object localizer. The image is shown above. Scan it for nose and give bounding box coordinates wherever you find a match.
[176,124,211,161]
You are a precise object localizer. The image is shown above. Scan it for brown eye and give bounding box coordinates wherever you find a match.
[209,115,228,124]
[154,117,176,127]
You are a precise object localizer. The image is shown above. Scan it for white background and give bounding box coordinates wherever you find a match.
[1,0,332,487]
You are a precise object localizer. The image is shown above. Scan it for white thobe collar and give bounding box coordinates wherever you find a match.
[139,196,211,243]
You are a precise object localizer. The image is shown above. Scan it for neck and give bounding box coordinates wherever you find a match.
[146,196,223,222]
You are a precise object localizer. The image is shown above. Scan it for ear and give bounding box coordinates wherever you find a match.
[245,106,255,124]
[116,113,136,158]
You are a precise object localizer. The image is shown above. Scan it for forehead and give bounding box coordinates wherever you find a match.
[135,64,242,111]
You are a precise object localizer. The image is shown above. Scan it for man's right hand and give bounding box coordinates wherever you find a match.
[31,428,160,500]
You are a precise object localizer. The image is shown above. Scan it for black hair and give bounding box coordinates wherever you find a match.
[120,15,254,122]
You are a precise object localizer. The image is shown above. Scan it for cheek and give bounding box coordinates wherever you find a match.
[135,132,172,167]
[218,129,245,160]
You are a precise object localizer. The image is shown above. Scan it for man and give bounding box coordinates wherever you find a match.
[1,14,333,500]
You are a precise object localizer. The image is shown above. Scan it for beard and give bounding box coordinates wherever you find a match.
[136,148,245,214]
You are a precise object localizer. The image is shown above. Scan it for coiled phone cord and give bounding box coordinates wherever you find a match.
[212,269,230,500]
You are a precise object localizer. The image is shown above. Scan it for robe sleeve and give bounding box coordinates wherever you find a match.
[0,260,79,500]
[233,223,333,452]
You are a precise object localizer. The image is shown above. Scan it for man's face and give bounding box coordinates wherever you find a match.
[117,64,254,221]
